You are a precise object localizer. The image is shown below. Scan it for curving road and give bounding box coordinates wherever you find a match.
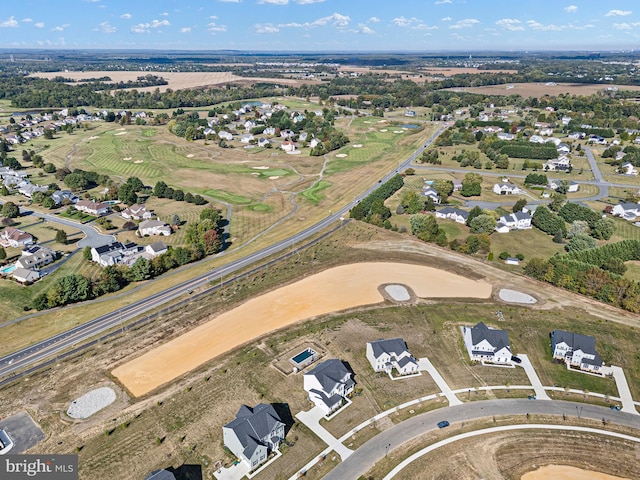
[323,398,640,480]
[0,125,449,381]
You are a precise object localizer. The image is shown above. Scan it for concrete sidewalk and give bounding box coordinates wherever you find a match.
[603,366,638,415]
[418,357,463,406]
[517,354,551,400]
[295,406,353,460]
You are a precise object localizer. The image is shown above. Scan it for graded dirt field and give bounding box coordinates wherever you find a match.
[29,71,319,92]
[441,82,640,98]
[112,262,492,397]
[522,465,630,480]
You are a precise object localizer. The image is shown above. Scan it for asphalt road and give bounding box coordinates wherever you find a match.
[0,125,448,381]
[324,398,640,480]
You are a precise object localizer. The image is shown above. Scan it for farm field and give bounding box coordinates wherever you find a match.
[1,223,639,480]
[29,71,321,93]
[440,82,640,98]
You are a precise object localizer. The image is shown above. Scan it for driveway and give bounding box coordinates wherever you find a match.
[517,354,551,400]
[23,209,115,248]
[295,406,353,460]
[417,357,462,406]
[602,366,638,415]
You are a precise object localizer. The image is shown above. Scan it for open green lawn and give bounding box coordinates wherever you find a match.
[489,228,565,261]
[300,180,331,204]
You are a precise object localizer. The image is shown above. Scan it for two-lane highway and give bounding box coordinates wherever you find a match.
[0,124,448,381]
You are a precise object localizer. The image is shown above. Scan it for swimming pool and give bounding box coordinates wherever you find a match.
[292,349,314,364]
[0,265,16,275]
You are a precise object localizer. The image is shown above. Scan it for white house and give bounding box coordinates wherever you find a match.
[612,202,640,220]
[263,127,276,136]
[121,204,154,221]
[366,338,418,376]
[0,227,33,248]
[74,200,110,216]
[309,138,321,149]
[551,330,603,373]
[257,137,270,148]
[144,242,168,258]
[12,267,40,283]
[496,211,532,231]
[16,245,56,270]
[303,359,355,415]
[218,131,233,141]
[435,207,469,224]
[556,143,571,154]
[462,322,512,364]
[138,219,172,236]
[493,183,521,195]
[568,181,580,193]
[281,140,296,152]
[91,241,142,267]
[529,135,545,144]
[223,404,285,470]
[544,155,572,172]
[539,127,554,136]
[619,162,638,176]
[422,186,440,203]
[497,132,514,141]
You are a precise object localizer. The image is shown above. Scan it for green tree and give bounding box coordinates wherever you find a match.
[432,180,454,202]
[1,201,19,218]
[171,214,181,226]
[567,220,590,239]
[82,246,92,261]
[400,191,424,214]
[512,198,527,213]
[128,258,152,282]
[0,247,6,262]
[42,196,56,209]
[43,163,56,173]
[200,207,221,223]
[591,218,616,240]
[55,229,68,245]
[565,234,597,253]
[469,214,496,234]
[466,206,483,226]
[64,173,89,190]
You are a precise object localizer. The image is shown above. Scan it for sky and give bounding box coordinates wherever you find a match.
[2,0,640,51]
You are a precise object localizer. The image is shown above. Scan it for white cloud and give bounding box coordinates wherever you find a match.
[613,22,640,30]
[435,0,452,4]
[258,0,288,3]
[392,16,412,27]
[391,16,435,30]
[564,5,578,13]
[208,22,227,33]
[218,0,241,2]
[34,22,44,28]
[0,16,18,28]
[130,24,148,34]
[160,12,169,16]
[121,13,132,19]
[210,15,218,19]
[258,0,325,4]
[180,27,191,33]
[352,23,375,34]
[95,21,116,33]
[605,9,632,17]
[255,23,279,34]
[526,20,562,31]
[496,18,524,31]
[150,19,170,28]
[441,17,452,22]
[130,19,169,34]
[296,0,325,3]
[21,18,32,23]
[278,12,350,29]
[449,18,480,29]
[369,17,380,23]
[51,23,70,32]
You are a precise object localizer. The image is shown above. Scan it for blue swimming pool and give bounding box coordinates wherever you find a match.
[292,349,314,364]
[0,265,16,275]
[400,124,419,129]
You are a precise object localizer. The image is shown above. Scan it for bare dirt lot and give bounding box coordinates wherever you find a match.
[29,71,319,92]
[112,262,492,397]
[440,82,640,98]
[523,465,630,480]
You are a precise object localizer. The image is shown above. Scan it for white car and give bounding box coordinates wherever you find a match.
[0,428,14,454]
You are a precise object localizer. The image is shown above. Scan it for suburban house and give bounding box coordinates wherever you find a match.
[505,257,520,265]
[435,207,469,224]
[138,219,172,236]
[496,211,532,232]
[257,137,270,148]
[612,202,640,220]
[51,190,78,206]
[90,241,143,267]
[366,338,419,376]
[222,404,285,470]
[0,227,34,248]
[75,200,110,216]
[240,133,255,144]
[303,359,355,415]
[497,132,515,141]
[281,140,296,152]
[452,179,463,191]
[144,470,176,480]
[550,330,603,373]
[493,183,521,195]
[16,245,56,270]
[462,322,512,364]
[619,162,638,176]
[218,131,233,141]
[12,267,40,283]
[309,138,321,149]
[263,127,276,136]
[544,155,572,172]
[121,204,154,221]
[18,182,48,198]
[557,143,571,154]
[422,186,440,203]
[405,109,416,117]
[144,242,168,258]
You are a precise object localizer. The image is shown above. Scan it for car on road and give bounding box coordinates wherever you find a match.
[437,420,450,429]
[511,355,522,364]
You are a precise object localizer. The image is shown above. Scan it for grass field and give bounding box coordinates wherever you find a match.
[489,228,565,262]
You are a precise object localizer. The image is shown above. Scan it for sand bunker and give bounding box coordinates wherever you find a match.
[286,150,301,155]
[499,289,537,304]
[114,132,127,136]
[353,144,363,148]
[88,136,99,140]
[522,465,629,480]
[112,262,491,396]
[393,130,404,134]
[186,154,194,158]
[133,160,143,164]
[122,157,132,161]
[67,387,116,419]
[336,153,348,158]
[380,129,388,132]
[268,176,281,179]
[252,166,270,170]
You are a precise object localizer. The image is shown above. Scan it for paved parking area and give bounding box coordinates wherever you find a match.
[0,411,45,453]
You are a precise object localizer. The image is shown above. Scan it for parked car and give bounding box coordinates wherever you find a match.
[511,355,522,364]
[437,420,450,429]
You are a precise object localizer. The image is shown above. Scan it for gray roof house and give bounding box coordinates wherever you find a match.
[223,404,285,470]
[144,470,176,480]
[303,359,355,415]
[551,330,603,373]
[435,207,469,224]
[51,190,78,206]
[462,322,512,364]
[91,241,142,267]
[366,338,418,376]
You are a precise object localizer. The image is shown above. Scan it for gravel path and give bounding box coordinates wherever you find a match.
[67,387,116,419]
[499,288,537,304]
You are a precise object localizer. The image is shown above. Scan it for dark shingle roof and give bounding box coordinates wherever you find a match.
[306,359,351,393]
[551,330,598,356]
[369,338,409,358]
[224,404,283,458]
[469,322,510,350]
